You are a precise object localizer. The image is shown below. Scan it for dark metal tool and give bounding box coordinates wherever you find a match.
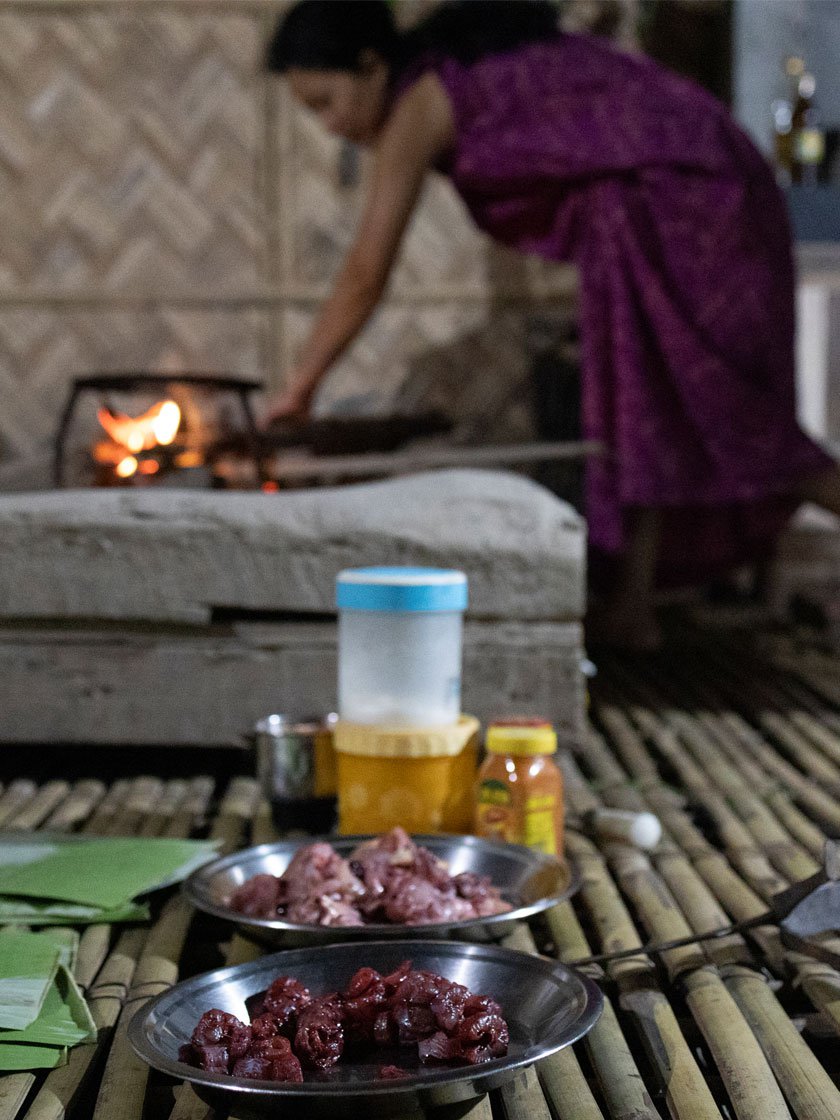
[570,840,840,969]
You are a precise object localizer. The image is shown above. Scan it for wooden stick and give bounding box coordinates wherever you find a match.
[137,780,189,838]
[113,778,166,836]
[166,1085,215,1120]
[791,959,840,1034]
[0,780,37,828]
[83,779,132,836]
[497,1065,554,1120]
[654,850,751,969]
[75,925,113,995]
[726,966,840,1120]
[21,928,147,1120]
[43,780,105,832]
[616,985,724,1120]
[162,777,215,841]
[545,880,661,1120]
[494,924,607,1119]
[4,781,70,830]
[683,968,792,1120]
[211,777,261,854]
[92,895,195,1120]
[583,998,661,1120]
[266,438,604,485]
[537,1051,605,1120]
[0,1078,35,1120]
[564,836,723,1118]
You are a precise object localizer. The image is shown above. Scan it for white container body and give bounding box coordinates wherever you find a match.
[338,608,463,727]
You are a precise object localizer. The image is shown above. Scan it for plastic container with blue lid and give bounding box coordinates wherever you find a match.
[336,567,468,727]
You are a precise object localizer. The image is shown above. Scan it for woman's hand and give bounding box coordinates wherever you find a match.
[262,374,318,425]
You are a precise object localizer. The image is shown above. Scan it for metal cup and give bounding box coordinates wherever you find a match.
[251,713,337,832]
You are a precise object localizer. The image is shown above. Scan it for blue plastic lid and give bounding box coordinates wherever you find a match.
[336,567,468,612]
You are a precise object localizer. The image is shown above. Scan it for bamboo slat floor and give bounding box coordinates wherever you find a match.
[2,612,840,1119]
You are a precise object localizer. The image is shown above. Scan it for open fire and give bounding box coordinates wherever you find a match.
[91,398,209,482]
[54,373,269,489]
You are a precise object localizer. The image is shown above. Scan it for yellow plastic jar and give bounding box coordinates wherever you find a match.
[334,716,479,834]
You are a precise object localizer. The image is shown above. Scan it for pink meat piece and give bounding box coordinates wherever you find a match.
[382,870,474,925]
[281,843,366,926]
[349,828,419,901]
[452,872,513,917]
[228,873,284,919]
[350,829,510,925]
[229,829,511,928]
[286,895,365,927]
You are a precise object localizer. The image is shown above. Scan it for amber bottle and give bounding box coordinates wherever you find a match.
[474,720,564,857]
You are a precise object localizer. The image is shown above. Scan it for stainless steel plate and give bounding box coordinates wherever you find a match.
[128,939,603,1118]
[183,833,579,946]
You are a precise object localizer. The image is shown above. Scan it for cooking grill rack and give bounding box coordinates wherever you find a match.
[52,372,267,488]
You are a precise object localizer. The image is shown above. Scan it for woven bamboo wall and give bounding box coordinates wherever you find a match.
[0,0,590,467]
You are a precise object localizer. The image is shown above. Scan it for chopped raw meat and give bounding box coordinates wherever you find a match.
[228,829,512,927]
[179,961,509,1084]
[294,995,345,1069]
[261,976,311,1028]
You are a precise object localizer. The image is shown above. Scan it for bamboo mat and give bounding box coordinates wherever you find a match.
[2,615,840,1119]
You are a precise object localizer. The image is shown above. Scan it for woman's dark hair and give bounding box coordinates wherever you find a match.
[267,1,559,75]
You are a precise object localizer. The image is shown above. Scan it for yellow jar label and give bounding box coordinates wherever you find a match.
[476,781,560,854]
[523,806,557,855]
[476,779,515,842]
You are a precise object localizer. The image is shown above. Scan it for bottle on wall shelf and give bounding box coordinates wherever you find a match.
[474,718,564,857]
[773,55,825,186]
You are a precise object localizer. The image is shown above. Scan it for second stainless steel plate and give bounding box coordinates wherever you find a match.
[128,939,603,1117]
[183,833,579,946]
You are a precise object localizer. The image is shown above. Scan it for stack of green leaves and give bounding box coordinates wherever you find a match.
[0,928,96,1070]
[0,834,220,925]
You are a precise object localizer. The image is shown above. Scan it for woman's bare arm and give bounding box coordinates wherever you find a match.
[266,74,455,419]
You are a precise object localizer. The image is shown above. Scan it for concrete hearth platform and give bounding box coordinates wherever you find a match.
[0,470,587,746]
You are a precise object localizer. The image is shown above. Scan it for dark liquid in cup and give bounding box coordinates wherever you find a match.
[270,796,337,833]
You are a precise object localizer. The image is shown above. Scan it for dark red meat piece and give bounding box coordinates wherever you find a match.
[187,1008,252,1072]
[262,976,311,1028]
[269,1053,304,1082]
[418,1031,462,1063]
[455,1012,510,1064]
[191,1042,230,1073]
[342,967,388,1042]
[294,995,345,1069]
[379,1064,411,1079]
[180,960,509,1082]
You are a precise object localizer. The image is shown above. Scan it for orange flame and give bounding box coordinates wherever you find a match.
[97,400,181,453]
[115,455,139,478]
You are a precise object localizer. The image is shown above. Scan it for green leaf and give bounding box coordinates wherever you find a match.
[0,1042,66,1070]
[0,965,96,1047]
[0,835,219,909]
[0,898,149,926]
[0,933,59,1030]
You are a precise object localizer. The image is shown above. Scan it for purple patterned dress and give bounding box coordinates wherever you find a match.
[403,33,832,585]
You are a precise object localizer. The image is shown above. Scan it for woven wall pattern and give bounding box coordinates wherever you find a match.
[0,1,578,465]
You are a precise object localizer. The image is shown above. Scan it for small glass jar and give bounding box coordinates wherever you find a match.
[474,720,564,857]
[336,567,468,728]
